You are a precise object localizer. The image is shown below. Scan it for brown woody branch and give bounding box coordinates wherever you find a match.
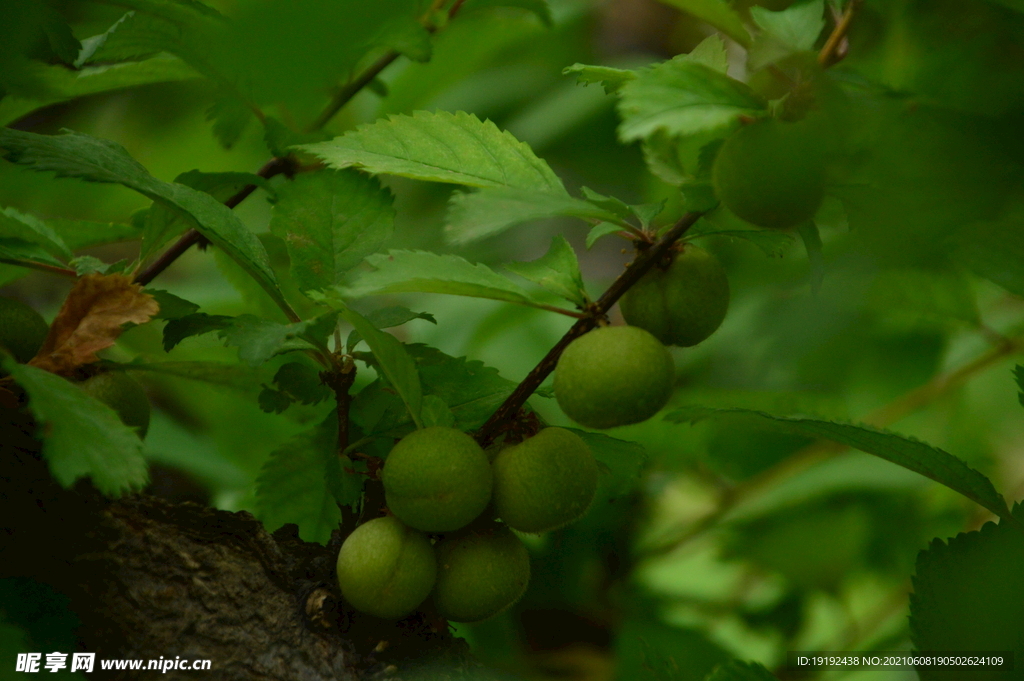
[474,210,704,447]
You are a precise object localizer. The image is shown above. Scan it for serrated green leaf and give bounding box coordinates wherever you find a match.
[0,238,68,269]
[618,60,766,142]
[0,206,71,258]
[205,93,252,150]
[571,430,648,500]
[748,0,825,70]
[704,661,778,681]
[255,417,352,545]
[586,222,629,249]
[446,187,623,245]
[563,63,637,94]
[220,314,330,367]
[162,313,235,351]
[272,361,331,405]
[0,129,287,313]
[685,226,794,257]
[421,394,457,428]
[909,502,1024,679]
[688,35,730,73]
[296,110,567,194]
[269,170,394,293]
[3,360,147,496]
[117,360,261,391]
[655,0,751,47]
[340,250,543,308]
[69,255,128,276]
[796,221,824,294]
[145,289,200,320]
[346,305,436,352]
[342,308,423,429]
[504,235,588,307]
[0,56,200,128]
[951,221,1024,299]
[665,407,1011,521]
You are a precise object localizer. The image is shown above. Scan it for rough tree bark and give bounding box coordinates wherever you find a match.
[0,407,474,681]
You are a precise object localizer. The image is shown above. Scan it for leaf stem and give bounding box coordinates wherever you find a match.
[0,258,77,278]
[474,211,704,447]
[818,0,861,68]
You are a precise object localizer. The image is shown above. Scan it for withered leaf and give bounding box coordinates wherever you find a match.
[30,273,159,375]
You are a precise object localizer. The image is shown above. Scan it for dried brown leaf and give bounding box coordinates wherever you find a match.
[30,273,159,375]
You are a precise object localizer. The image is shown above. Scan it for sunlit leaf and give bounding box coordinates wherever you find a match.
[504,235,588,307]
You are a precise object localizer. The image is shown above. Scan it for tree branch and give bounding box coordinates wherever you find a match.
[474,211,704,447]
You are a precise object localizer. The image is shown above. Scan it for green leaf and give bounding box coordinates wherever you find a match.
[342,308,424,429]
[117,360,262,391]
[446,188,624,245]
[685,35,730,73]
[748,0,825,70]
[655,0,752,47]
[345,305,436,352]
[587,222,629,249]
[0,206,71,258]
[220,314,331,367]
[704,661,778,681]
[685,224,795,258]
[0,238,67,270]
[618,60,766,142]
[616,616,732,681]
[0,56,200,127]
[0,129,287,314]
[273,362,331,404]
[269,170,395,293]
[909,503,1024,679]
[563,63,637,94]
[504,235,588,307]
[205,93,252,150]
[255,417,353,545]
[1016,366,1024,408]
[461,0,553,26]
[3,360,147,496]
[421,394,457,428]
[571,430,648,500]
[340,250,544,308]
[665,407,1012,521]
[145,289,200,320]
[162,313,234,351]
[48,217,140,251]
[296,110,567,194]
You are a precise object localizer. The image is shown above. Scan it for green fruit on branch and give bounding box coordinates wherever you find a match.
[79,371,151,439]
[492,427,599,533]
[712,118,825,229]
[432,524,530,623]
[382,426,493,532]
[553,325,674,429]
[336,515,437,620]
[0,297,48,363]
[620,244,730,347]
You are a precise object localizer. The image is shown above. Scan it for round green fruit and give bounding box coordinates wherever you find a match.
[553,325,674,429]
[433,524,530,623]
[0,297,48,364]
[79,372,151,438]
[336,515,437,620]
[712,119,825,229]
[620,244,730,347]
[492,428,598,533]
[382,426,493,533]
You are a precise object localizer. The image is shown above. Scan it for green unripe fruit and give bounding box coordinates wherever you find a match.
[712,119,825,229]
[382,426,493,533]
[492,428,598,533]
[433,524,530,622]
[336,515,437,620]
[79,372,151,439]
[620,244,730,347]
[0,297,48,363]
[553,326,674,429]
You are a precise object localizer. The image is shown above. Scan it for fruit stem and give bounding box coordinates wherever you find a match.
[474,210,705,447]
[818,0,861,68]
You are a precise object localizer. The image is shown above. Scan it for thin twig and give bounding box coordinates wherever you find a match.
[306,51,402,134]
[133,156,296,286]
[818,0,861,68]
[0,259,78,278]
[474,211,704,447]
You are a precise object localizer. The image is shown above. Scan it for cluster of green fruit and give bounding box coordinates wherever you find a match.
[0,297,150,438]
[336,426,599,622]
[553,243,729,429]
